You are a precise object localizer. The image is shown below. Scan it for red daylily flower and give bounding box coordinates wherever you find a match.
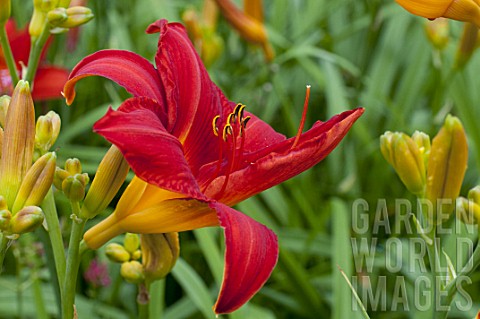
[0,20,68,100]
[63,19,364,314]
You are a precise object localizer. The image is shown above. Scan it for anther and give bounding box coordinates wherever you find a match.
[212,115,220,136]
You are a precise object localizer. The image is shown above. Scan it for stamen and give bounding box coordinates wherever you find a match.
[212,115,220,136]
[217,126,237,199]
[292,85,311,149]
[222,124,233,142]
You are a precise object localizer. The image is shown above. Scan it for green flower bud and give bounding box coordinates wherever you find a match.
[54,167,69,190]
[456,197,480,225]
[47,7,68,26]
[0,209,11,231]
[65,158,82,175]
[0,81,35,208]
[9,206,44,234]
[426,115,468,221]
[424,18,450,51]
[30,0,59,39]
[120,260,145,284]
[12,152,56,214]
[468,186,480,204]
[131,250,142,260]
[380,131,426,195]
[81,146,129,219]
[0,95,10,128]
[62,173,88,202]
[141,233,179,283]
[105,243,130,263]
[59,6,94,28]
[124,233,140,254]
[35,111,61,155]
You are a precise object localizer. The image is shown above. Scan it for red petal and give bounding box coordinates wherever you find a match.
[146,20,230,174]
[63,49,164,105]
[210,202,278,314]
[204,108,364,205]
[31,66,69,100]
[93,97,205,200]
[5,20,30,67]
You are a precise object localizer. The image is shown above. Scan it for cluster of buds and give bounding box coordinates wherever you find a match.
[30,0,93,39]
[381,115,468,224]
[54,158,89,202]
[105,232,180,286]
[0,81,57,237]
[396,0,480,28]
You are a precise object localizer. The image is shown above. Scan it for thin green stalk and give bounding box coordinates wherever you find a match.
[62,202,87,319]
[149,280,165,318]
[0,26,20,85]
[138,302,149,319]
[41,189,66,293]
[0,233,9,273]
[24,26,50,84]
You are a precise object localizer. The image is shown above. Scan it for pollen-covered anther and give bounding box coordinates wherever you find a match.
[212,115,220,137]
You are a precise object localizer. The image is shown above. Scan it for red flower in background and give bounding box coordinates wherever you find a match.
[0,20,68,100]
[64,19,363,314]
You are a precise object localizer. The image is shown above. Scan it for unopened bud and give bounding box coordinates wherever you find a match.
[380,131,426,195]
[12,152,56,214]
[81,146,129,219]
[132,250,141,260]
[9,206,44,234]
[54,167,69,190]
[105,243,130,263]
[47,7,68,26]
[455,22,479,69]
[456,197,480,224]
[124,233,140,254]
[426,115,468,222]
[141,233,179,283]
[35,111,61,154]
[30,0,60,38]
[0,81,35,208]
[120,260,145,284]
[65,158,82,175]
[0,95,10,128]
[0,209,11,231]
[62,173,88,202]
[412,131,431,168]
[468,186,480,204]
[424,18,449,50]
[59,6,94,28]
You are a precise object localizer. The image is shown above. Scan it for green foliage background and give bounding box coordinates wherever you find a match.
[3,0,480,318]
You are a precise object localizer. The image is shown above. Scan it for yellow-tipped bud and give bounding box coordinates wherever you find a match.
[426,115,468,221]
[9,206,44,234]
[412,130,431,167]
[80,146,129,219]
[11,152,56,214]
[124,233,140,254]
[54,167,69,190]
[35,111,61,155]
[380,131,426,195]
[455,23,479,69]
[456,197,480,224]
[0,0,11,27]
[424,18,450,50]
[47,7,68,26]
[60,6,94,28]
[105,243,131,263]
[132,250,142,260]
[396,0,480,27]
[141,233,180,283]
[468,185,480,204]
[0,95,10,129]
[120,260,145,284]
[65,158,82,175]
[0,209,11,231]
[30,0,60,39]
[0,81,35,208]
[62,173,88,202]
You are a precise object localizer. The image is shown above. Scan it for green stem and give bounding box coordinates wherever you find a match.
[0,25,20,85]
[61,202,87,319]
[32,272,49,319]
[0,233,9,273]
[149,280,165,318]
[24,26,50,84]
[138,302,149,319]
[41,189,66,293]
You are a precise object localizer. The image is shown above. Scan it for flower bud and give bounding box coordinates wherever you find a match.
[105,243,130,263]
[54,167,69,190]
[426,115,468,222]
[396,0,480,27]
[65,158,82,175]
[124,233,140,254]
[0,209,11,231]
[120,260,145,284]
[0,95,10,128]
[424,18,450,50]
[468,186,480,204]
[47,7,68,26]
[35,111,61,155]
[412,130,431,168]
[30,0,60,39]
[0,0,11,27]
[132,250,141,260]
[141,233,179,283]
[0,81,35,208]
[62,173,88,202]
[455,22,479,69]
[12,152,56,214]
[59,6,94,28]
[81,146,129,219]
[9,206,44,234]
[380,131,426,195]
[456,197,480,224]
